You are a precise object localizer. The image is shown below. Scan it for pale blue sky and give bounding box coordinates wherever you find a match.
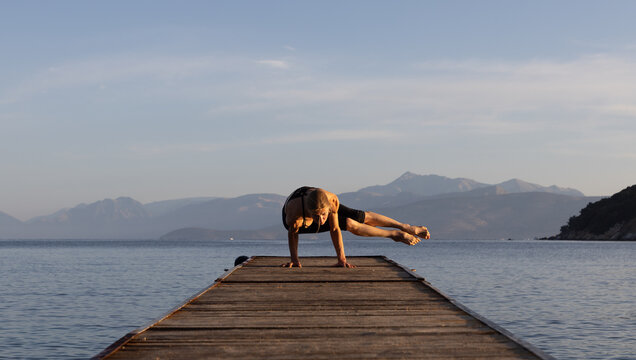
[2,1,636,220]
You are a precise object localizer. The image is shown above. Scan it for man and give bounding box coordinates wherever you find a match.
[282,186,430,268]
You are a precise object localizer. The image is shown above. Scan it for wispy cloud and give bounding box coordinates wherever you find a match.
[196,53,636,143]
[1,54,292,103]
[261,129,399,144]
[6,52,636,143]
[341,55,636,132]
[597,104,636,117]
[255,59,290,69]
[2,55,221,103]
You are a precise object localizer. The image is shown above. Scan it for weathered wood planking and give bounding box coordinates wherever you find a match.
[94,256,554,360]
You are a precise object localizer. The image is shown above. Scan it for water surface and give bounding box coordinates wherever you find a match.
[0,239,634,359]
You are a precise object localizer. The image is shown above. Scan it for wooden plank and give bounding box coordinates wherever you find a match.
[135,326,497,340]
[156,313,478,328]
[245,256,394,267]
[110,324,540,358]
[223,266,416,282]
[176,308,461,316]
[94,256,554,360]
[107,336,541,360]
[195,282,446,301]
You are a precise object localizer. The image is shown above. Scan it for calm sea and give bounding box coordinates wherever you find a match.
[0,239,634,360]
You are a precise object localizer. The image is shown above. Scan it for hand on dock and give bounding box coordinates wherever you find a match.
[333,260,356,268]
[281,261,302,268]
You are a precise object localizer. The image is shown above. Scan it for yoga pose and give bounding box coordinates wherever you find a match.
[282,186,430,268]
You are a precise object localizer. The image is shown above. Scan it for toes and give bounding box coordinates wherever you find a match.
[393,232,421,245]
[416,227,430,240]
[405,234,420,245]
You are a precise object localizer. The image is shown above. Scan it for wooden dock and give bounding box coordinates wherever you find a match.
[94,256,554,359]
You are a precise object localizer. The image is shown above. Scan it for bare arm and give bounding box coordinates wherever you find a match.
[283,228,302,268]
[328,212,355,268]
[281,201,302,268]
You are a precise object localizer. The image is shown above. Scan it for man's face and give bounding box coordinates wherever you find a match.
[314,208,329,225]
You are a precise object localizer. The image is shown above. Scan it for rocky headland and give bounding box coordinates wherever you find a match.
[547,184,636,240]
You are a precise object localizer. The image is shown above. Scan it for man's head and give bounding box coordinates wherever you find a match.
[306,189,330,226]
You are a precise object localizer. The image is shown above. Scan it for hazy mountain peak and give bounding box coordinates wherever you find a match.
[394,171,419,182]
[361,172,489,197]
[29,197,150,225]
[357,172,585,200]
[498,179,537,192]
[546,185,585,197]
[0,211,22,225]
[144,197,218,217]
[497,179,584,196]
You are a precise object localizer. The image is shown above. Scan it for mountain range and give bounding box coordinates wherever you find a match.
[0,172,599,240]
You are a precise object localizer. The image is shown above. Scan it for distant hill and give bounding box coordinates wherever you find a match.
[496,179,584,197]
[152,194,285,231]
[375,192,601,240]
[7,194,284,239]
[358,172,489,196]
[426,185,509,199]
[338,174,584,210]
[27,197,150,224]
[0,211,23,238]
[547,185,636,240]
[23,197,152,239]
[143,197,218,217]
[161,191,600,241]
[0,211,22,226]
[0,172,594,240]
[337,190,427,210]
[360,172,584,198]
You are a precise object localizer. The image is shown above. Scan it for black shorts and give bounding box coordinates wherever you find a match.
[282,204,365,234]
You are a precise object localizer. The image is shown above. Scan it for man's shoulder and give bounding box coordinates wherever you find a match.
[326,192,339,210]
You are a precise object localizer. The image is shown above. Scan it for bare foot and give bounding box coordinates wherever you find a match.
[391,231,421,245]
[405,225,430,240]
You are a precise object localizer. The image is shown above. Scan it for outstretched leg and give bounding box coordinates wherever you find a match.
[363,211,430,239]
[345,218,421,245]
